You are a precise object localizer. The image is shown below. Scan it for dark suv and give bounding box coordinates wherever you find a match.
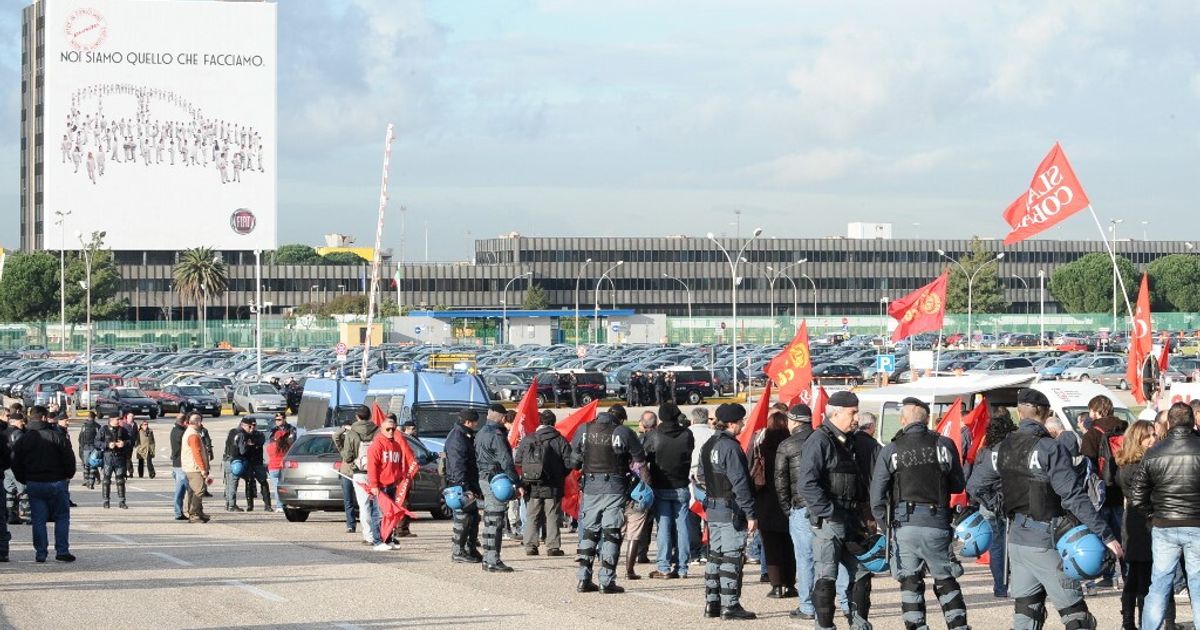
[535,370,607,406]
[812,363,864,386]
[660,369,716,405]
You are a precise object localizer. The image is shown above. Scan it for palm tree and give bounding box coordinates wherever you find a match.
[173,247,227,346]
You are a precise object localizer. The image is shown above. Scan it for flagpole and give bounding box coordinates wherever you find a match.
[1086,206,1134,319]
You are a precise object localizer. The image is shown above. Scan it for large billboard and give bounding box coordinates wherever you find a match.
[43,0,277,250]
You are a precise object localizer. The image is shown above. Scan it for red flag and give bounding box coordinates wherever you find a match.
[934,398,969,509]
[554,400,599,520]
[889,272,949,342]
[765,322,813,406]
[962,397,990,464]
[554,400,599,442]
[1127,274,1152,404]
[811,386,829,430]
[376,488,409,540]
[1159,334,1172,372]
[370,401,387,428]
[508,380,540,449]
[1002,143,1092,245]
[689,483,707,521]
[738,380,773,453]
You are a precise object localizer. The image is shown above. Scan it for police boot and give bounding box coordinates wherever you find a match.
[600,582,625,594]
[101,483,111,509]
[247,497,254,512]
[577,580,599,593]
[721,605,757,621]
[263,494,274,512]
[117,480,128,509]
[933,577,968,630]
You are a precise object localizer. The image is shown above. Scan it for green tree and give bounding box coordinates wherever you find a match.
[173,247,228,318]
[944,238,1007,314]
[523,284,549,309]
[63,233,126,323]
[0,252,59,321]
[1146,254,1200,312]
[1049,252,1137,313]
[321,251,368,265]
[269,244,324,264]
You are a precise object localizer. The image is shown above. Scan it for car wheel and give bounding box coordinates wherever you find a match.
[149,409,158,420]
[282,507,309,523]
[580,393,594,404]
[536,394,547,406]
[231,404,240,416]
[1119,379,1128,390]
[1081,374,1091,382]
[687,390,702,405]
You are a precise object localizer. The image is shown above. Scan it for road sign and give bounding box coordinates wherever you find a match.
[611,323,621,332]
[414,325,423,335]
[875,354,896,374]
[335,341,347,363]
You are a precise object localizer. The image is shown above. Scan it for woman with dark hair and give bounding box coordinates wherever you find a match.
[975,408,1017,598]
[751,411,797,598]
[265,423,295,513]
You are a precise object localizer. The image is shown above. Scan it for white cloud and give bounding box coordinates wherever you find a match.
[742,148,870,186]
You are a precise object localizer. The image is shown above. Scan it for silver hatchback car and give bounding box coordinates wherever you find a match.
[232,382,288,415]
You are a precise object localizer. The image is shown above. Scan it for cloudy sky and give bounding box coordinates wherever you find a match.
[2,0,1199,258]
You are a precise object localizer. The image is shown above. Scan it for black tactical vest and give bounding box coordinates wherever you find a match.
[582,422,620,474]
[998,430,1065,521]
[821,426,859,503]
[700,434,733,500]
[892,429,948,507]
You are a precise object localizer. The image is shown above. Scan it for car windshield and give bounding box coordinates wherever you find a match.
[137,379,161,390]
[178,386,208,396]
[412,405,479,438]
[1064,406,1135,429]
[249,384,277,395]
[115,388,145,398]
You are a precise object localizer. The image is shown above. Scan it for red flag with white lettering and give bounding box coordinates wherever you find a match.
[1127,274,1153,404]
[811,386,829,430]
[372,404,419,537]
[1002,143,1091,245]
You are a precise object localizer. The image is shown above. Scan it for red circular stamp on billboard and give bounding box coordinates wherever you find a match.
[65,8,107,52]
[230,209,256,235]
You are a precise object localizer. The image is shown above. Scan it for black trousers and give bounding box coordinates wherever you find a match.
[761,529,797,589]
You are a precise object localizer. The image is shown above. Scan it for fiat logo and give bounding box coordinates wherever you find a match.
[230,209,256,235]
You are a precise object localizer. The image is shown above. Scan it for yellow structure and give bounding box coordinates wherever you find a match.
[314,246,373,262]
[338,322,384,346]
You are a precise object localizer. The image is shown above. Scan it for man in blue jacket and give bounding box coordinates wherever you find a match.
[445,409,483,564]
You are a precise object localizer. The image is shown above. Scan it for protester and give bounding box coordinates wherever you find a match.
[750,410,797,599]
[624,409,658,579]
[180,414,210,523]
[265,418,295,515]
[365,415,405,551]
[0,411,8,562]
[515,409,571,557]
[169,413,190,521]
[644,402,695,579]
[972,409,1018,598]
[11,405,76,562]
[1129,402,1200,630]
[337,406,378,542]
[135,419,156,479]
[1080,394,1127,590]
[4,413,28,524]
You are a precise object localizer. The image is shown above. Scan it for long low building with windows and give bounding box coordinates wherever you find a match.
[104,234,1190,321]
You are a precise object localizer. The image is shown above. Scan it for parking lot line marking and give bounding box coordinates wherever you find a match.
[103,533,138,545]
[126,485,148,492]
[146,552,193,566]
[629,592,700,608]
[333,624,365,630]
[223,580,288,603]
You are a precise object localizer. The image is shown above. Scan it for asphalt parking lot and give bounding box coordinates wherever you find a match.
[0,409,1184,630]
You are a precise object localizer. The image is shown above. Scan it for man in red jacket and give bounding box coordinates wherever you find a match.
[366,416,406,551]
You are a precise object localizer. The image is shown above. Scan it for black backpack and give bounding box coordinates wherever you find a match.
[522,434,548,484]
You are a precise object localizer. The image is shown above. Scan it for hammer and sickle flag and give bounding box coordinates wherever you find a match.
[1127,273,1153,404]
[766,321,813,405]
[888,272,949,342]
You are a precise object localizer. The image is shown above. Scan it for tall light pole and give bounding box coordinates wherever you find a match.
[1141,220,1149,241]
[1011,274,1030,332]
[255,249,263,380]
[800,273,817,318]
[662,273,694,344]
[54,210,71,352]
[709,228,763,396]
[76,231,101,401]
[937,249,1005,348]
[1037,269,1046,347]
[593,261,623,344]
[501,271,532,345]
[768,259,807,338]
[1109,218,1123,333]
[573,258,592,346]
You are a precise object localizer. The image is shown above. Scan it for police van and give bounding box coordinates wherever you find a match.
[856,374,1132,440]
[295,368,491,454]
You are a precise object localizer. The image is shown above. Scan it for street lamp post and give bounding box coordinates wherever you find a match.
[1037,269,1046,348]
[768,259,807,337]
[255,249,262,380]
[573,258,592,346]
[593,261,624,344]
[708,228,763,396]
[54,210,71,352]
[75,231,97,403]
[800,273,817,318]
[662,273,694,344]
[501,271,532,345]
[937,249,1005,348]
[1011,274,1030,333]
[1109,219,1123,333]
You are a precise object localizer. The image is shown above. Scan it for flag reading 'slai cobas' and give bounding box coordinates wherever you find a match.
[1002,143,1091,245]
[888,272,949,342]
[765,322,813,406]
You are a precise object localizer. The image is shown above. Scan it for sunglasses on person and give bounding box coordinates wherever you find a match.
[381,426,396,433]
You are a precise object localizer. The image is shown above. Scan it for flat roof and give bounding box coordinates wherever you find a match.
[407,309,636,319]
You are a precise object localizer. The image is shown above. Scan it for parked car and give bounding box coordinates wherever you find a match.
[1061,355,1123,381]
[1092,364,1130,390]
[19,345,50,359]
[658,367,717,405]
[812,363,864,386]
[533,369,606,406]
[967,356,1036,376]
[483,372,526,401]
[232,382,288,415]
[22,381,66,409]
[277,428,446,523]
[159,384,223,417]
[95,387,162,419]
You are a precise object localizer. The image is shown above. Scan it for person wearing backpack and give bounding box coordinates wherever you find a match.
[1080,394,1127,590]
[338,406,378,546]
[515,409,572,557]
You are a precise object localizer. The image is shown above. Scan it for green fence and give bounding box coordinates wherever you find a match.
[4,318,361,352]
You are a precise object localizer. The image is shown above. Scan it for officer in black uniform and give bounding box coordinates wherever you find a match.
[870,397,969,630]
[445,410,483,564]
[967,388,1122,630]
[94,414,132,509]
[699,403,758,620]
[798,390,874,630]
[571,407,648,594]
[475,404,518,573]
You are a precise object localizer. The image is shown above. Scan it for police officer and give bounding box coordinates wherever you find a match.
[445,409,483,564]
[78,411,100,490]
[476,403,519,573]
[870,397,969,630]
[798,390,874,630]
[571,405,648,594]
[967,388,1122,630]
[94,414,132,509]
[698,403,758,620]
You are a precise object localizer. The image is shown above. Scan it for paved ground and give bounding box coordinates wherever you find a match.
[0,411,1185,630]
